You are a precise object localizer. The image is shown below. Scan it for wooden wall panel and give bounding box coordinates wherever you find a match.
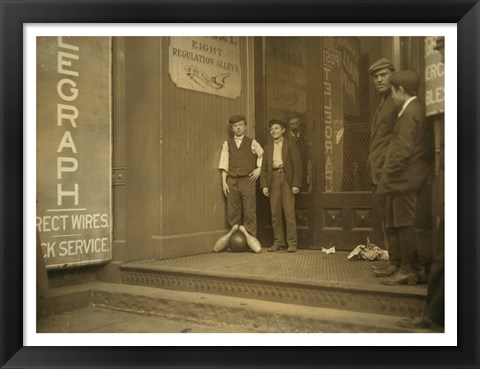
[123,37,162,260]
[115,37,253,260]
[154,37,253,257]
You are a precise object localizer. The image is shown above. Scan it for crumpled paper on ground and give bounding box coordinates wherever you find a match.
[347,242,389,261]
[321,246,336,254]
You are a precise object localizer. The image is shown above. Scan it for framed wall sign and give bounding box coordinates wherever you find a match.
[0,0,478,368]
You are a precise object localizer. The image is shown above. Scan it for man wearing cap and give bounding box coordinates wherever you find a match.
[377,70,434,286]
[367,58,401,278]
[260,119,303,253]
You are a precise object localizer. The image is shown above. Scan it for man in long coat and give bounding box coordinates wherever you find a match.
[367,58,400,277]
[377,70,434,285]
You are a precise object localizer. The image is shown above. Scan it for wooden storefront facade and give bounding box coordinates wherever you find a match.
[37,36,442,269]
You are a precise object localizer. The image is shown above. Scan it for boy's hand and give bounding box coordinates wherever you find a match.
[262,187,270,197]
[249,167,261,181]
[292,187,300,195]
[222,182,230,197]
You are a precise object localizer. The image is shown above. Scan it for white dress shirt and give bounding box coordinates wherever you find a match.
[397,96,417,118]
[272,138,284,168]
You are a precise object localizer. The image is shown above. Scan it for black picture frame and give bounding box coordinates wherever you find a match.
[1,0,478,368]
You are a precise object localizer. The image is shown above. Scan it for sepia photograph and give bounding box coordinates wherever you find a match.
[34,33,447,337]
[1,0,479,366]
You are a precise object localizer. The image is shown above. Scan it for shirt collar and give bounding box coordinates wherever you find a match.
[398,96,417,117]
[274,138,284,144]
[234,135,244,141]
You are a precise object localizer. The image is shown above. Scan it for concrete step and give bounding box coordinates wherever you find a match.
[37,282,432,333]
[118,251,427,318]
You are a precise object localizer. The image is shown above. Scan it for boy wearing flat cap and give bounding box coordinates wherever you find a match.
[218,114,264,239]
[367,58,402,278]
[260,119,303,253]
[378,70,434,286]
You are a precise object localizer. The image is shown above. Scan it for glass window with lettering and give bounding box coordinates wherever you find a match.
[322,37,371,193]
[264,37,312,194]
[264,37,372,194]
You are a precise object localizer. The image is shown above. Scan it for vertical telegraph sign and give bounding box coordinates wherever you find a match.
[37,37,112,269]
[322,46,344,193]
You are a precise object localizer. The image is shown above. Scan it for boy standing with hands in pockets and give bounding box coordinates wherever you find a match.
[218,115,264,243]
[260,119,303,253]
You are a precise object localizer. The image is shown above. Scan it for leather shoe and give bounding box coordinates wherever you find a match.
[373,264,398,277]
[397,317,443,332]
[287,245,297,253]
[381,269,418,285]
[268,244,283,252]
[371,262,390,270]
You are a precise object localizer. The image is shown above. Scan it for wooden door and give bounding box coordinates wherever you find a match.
[316,38,374,251]
[256,36,376,251]
[255,37,315,248]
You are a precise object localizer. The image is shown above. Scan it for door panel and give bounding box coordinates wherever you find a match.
[319,192,373,249]
[317,38,373,251]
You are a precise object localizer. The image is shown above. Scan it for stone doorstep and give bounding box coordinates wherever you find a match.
[37,282,433,333]
[119,267,426,318]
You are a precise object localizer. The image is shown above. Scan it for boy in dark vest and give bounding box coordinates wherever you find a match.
[218,115,264,238]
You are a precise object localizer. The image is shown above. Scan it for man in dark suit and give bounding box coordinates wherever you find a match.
[367,58,401,277]
[260,119,303,253]
[377,70,434,286]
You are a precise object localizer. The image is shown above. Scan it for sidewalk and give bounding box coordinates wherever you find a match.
[37,250,433,334]
[38,305,255,333]
[37,282,431,333]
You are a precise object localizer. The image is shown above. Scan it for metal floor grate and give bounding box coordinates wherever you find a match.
[128,250,425,289]
[121,250,428,316]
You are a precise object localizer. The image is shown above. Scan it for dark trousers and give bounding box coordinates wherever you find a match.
[371,186,386,248]
[385,228,401,267]
[386,226,417,271]
[415,175,434,269]
[386,193,418,271]
[226,175,257,236]
[269,170,297,248]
